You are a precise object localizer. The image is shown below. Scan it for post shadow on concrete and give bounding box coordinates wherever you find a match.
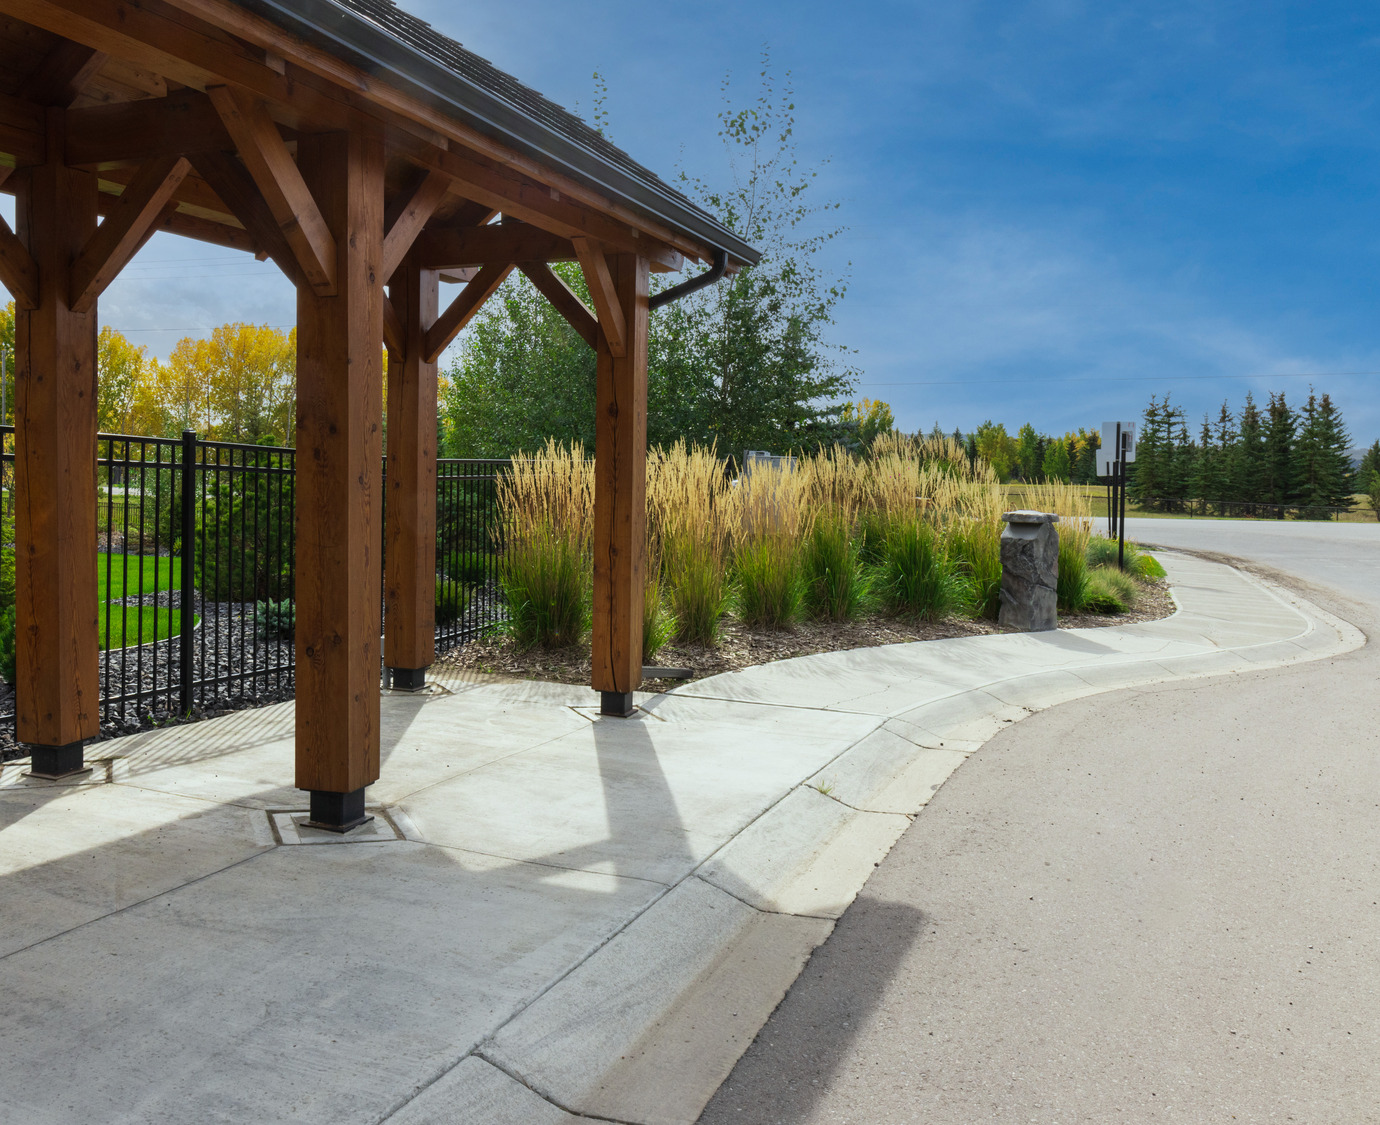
[697,896,927,1123]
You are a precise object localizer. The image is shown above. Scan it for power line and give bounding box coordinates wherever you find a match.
[861,371,1380,387]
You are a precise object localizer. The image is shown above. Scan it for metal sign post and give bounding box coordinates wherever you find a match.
[1098,421,1136,570]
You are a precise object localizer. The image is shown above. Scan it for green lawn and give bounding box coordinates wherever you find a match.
[98,551,178,600]
[96,552,196,649]
[99,605,189,651]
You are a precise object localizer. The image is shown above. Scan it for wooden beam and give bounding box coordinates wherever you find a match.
[25,40,107,107]
[519,262,597,348]
[0,90,46,167]
[70,155,190,313]
[382,292,403,357]
[13,108,101,754]
[66,89,230,166]
[206,85,335,295]
[422,262,512,364]
[0,212,40,310]
[381,169,450,282]
[590,254,649,704]
[572,237,626,359]
[414,223,575,270]
[190,150,305,288]
[2,0,715,264]
[150,208,257,254]
[384,254,439,676]
[294,127,384,801]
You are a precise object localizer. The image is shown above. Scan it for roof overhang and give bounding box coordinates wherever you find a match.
[237,0,761,269]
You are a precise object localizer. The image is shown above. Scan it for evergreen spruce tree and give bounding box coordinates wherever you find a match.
[1128,396,1173,508]
[1190,415,1222,508]
[1315,393,1354,508]
[1291,391,1342,517]
[1236,393,1265,504]
[1261,393,1297,505]
[1165,399,1193,509]
[1212,401,1240,509]
[1358,439,1380,484]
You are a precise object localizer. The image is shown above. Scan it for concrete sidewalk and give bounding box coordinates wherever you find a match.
[0,552,1361,1124]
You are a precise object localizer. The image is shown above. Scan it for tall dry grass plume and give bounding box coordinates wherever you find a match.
[728,460,811,627]
[647,442,732,643]
[496,441,594,647]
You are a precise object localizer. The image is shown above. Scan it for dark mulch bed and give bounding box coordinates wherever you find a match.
[435,578,1178,691]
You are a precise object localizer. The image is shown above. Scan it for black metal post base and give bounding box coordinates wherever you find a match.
[600,691,635,717]
[385,666,427,691]
[305,787,373,833]
[26,740,90,780]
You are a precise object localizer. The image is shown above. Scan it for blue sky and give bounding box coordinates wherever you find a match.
[22,0,1380,444]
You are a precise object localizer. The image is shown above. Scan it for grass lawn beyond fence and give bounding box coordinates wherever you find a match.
[97,552,195,650]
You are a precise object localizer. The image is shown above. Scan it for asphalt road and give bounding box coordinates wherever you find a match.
[699,520,1380,1124]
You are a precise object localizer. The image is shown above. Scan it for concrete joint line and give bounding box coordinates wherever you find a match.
[0,848,272,964]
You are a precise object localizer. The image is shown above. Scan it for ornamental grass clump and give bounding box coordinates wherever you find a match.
[648,442,731,644]
[1019,480,1094,614]
[800,448,869,621]
[730,461,809,628]
[1082,566,1140,614]
[802,514,868,622]
[497,441,593,648]
[880,518,966,620]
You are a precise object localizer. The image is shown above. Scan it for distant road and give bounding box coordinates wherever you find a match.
[1120,515,1380,605]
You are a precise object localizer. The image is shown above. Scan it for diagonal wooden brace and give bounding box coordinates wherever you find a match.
[70,155,190,313]
[207,84,336,295]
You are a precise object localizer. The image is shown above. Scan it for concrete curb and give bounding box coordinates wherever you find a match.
[405,551,1362,1124]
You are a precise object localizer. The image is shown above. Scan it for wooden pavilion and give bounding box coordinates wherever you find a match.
[0,0,757,828]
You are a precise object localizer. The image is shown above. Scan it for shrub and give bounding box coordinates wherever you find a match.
[802,515,867,622]
[1082,567,1140,614]
[499,525,590,648]
[735,535,803,627]
[1086,534,1165,580]
[440,549,489,586]
[1132,552,1166,579]
[948,519,1002,620]
[435,578,469,625]
[0,546,13,611]
[196,447,294,602]
[881,519,965,620]
[0,604,13,684]
[253,598,294,640]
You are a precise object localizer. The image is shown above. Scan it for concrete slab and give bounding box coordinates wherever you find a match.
[399,716,848,884]
[0,844,660,1125]
[698,786,909,916]
[485,876,832,1125]
[808,727,970,813]
[383,1057,592,1125]
[0,781,271,956]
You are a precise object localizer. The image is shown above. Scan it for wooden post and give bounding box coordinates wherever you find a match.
[383,253,439,689]
[14,108,100,777]
[591,253,649,716]
[293,129,384,831]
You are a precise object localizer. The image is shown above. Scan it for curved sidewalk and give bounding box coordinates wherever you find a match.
[0,551,1361,1125]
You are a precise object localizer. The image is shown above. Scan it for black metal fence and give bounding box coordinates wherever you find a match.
[0,429,508,740]
[1136,496,1368,521]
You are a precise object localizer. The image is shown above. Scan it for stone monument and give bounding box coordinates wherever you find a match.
[999,510,1060,631]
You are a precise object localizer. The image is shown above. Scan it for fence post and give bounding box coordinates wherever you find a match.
[179,430,196,715]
